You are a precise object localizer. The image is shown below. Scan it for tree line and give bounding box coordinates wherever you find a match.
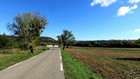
[74,40,140,48]
[0,34,56,49]
[0,34,18,49]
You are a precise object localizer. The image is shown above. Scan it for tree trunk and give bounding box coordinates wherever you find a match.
[63,43,65,50]
[66,44,69,48]
[63,45,65,50]
[58,42,61,47]
[29,45,34,54]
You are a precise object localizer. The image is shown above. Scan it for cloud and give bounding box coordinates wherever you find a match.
[117,5,138,16]
[131,4,138,9]
[90,0,117,7]
[117,6,130,16]
[129,0,140,4]
[133,29,140,33]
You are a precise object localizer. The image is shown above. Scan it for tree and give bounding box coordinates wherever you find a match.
[133,39,140,47]
[0,33,9,49]
[57,35,62,47]
[7,12,47,52]
[61,30,75,50]
[0,34,17,49]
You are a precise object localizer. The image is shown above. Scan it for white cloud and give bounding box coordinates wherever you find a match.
[133,29,140,33]
[117,5,138,16]
[131,4,138,9]
[129,0,140,4]
[90,0,117,7]
[117,6,130,16]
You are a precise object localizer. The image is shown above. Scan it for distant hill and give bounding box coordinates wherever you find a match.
[39,36,57,45]
[0,34,57,42]
[0,34,57,46]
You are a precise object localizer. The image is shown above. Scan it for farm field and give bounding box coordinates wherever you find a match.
[66,47,140,79]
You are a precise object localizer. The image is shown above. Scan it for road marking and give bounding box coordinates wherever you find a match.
[59,49,62,59]
[60,63,64,71]
[60,55,62,59]
[7,62,22,69]
[7,55,37,69]
[59,49,64,71]
[59,50,61,56]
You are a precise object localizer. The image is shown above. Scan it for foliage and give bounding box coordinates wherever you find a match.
[133,39,140,46]
[57,35,62,47]
[58,30,75,50]
[74,40,140,48]
[7,12,47,50]
[0,34,17,49]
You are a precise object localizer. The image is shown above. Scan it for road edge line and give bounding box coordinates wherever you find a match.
[60,63,64,71]
[7,62,22,69]
[59,49,64,71]
[6,50,47,70]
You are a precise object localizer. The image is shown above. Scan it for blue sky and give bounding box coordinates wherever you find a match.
[0,0,140,40]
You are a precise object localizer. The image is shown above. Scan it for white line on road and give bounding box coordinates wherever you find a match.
[59,49,64,71]
[60,56,62,60]
[7,55,37,70]
[60,50,61,56]
[59,49,62,60]
[7,62,22,69]
[60,63,64,71]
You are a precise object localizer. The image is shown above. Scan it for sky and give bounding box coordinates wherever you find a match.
[0,0,140,40]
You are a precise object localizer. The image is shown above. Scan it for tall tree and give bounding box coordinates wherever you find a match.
[57,35,62,47]
[7,12,47,51]
[61,30,75,50]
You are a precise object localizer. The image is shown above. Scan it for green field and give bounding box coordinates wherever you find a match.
[65,47,140,79]
[62,50,100,79]
[0,46,48,70]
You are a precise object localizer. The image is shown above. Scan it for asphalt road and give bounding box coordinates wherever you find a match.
[0,48,65,79]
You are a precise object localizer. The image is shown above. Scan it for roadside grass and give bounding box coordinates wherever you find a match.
[62,50,100,79]
[0,46,48,70]
[66,47,140,79]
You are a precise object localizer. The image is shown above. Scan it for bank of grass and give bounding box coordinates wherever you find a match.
[0,46,48,70]
[62,50,100,79]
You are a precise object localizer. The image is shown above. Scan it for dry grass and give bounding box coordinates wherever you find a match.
[66,47,140,79]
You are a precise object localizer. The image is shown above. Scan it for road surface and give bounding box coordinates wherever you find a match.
[0,48,65,79]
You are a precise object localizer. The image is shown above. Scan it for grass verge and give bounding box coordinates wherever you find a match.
[0,46,48,70]
[62,50,100,79]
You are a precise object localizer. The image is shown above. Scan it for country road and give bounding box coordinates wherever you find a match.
[0,48,65,79]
